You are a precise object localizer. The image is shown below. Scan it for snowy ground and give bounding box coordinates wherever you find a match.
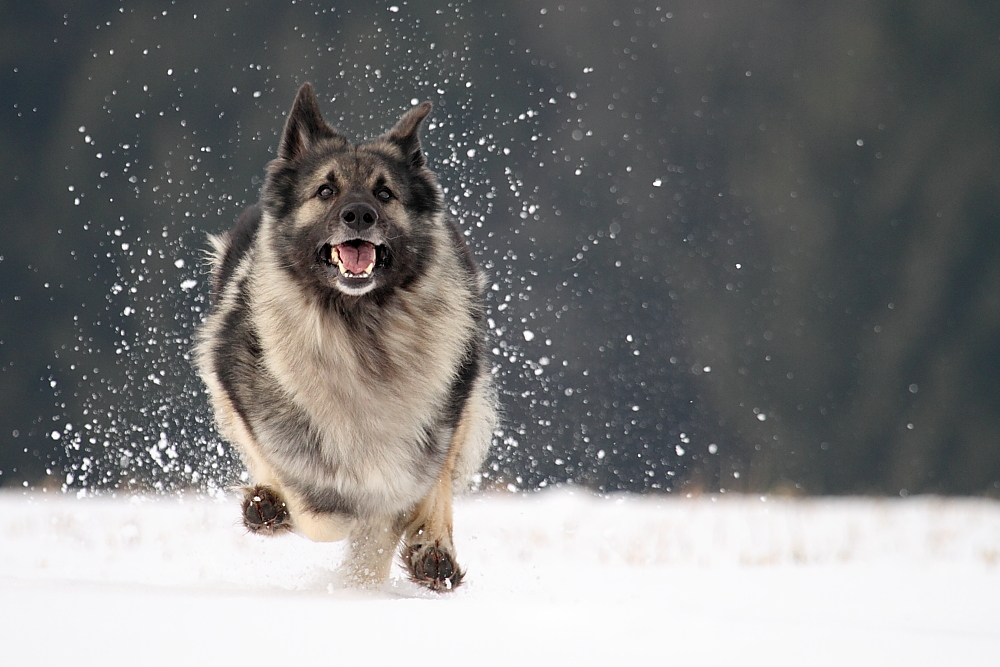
[2,490,999,666]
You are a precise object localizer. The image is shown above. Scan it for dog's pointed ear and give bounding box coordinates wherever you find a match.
[383,101,432,168]
[279,83,340,161]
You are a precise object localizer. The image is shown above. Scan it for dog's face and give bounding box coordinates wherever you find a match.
[262,84,443,299]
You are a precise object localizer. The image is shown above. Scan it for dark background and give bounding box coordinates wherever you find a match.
[1,0,998,496]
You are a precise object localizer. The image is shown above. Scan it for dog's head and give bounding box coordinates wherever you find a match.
[261,83,443,299]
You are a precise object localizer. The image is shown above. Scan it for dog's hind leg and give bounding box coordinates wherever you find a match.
[344,515,407,589]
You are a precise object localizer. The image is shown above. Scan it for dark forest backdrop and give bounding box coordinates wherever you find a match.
[1,0,998,496]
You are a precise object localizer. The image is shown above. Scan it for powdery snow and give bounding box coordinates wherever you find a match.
[2,490,999,665]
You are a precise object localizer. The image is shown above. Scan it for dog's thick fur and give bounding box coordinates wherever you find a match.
[194,83,495,590]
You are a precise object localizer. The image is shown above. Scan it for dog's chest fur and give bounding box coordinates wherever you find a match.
[234,216,477,515]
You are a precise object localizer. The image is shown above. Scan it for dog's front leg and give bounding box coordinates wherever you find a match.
[401,473,463,591]
[400,427,466,591]
[240,484,293,535]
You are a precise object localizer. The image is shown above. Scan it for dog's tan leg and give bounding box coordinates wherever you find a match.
[240,476,354,543]
[402,480,462,591]
[400,419,471,591]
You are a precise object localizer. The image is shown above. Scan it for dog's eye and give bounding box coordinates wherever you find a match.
[317,185,334,199]
[375,187,393,202]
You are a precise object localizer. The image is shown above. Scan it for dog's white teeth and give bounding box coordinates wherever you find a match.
[330,248,345,274]
[335,259,375,278]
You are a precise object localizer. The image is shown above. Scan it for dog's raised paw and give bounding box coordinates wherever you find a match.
[403,542,465,592]
[241,485,292,535]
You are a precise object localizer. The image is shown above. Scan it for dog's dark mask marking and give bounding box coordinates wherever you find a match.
[259,84,443,309]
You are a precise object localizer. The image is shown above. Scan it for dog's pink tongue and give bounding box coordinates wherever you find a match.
[336,242,376,274]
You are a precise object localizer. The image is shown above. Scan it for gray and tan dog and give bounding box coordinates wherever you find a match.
[194,83,496,590]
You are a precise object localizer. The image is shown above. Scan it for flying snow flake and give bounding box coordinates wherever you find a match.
[522,330,535,342]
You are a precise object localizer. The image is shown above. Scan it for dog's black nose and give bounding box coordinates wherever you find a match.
[340,202,378,231]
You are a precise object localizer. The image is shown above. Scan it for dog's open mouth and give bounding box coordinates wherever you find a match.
[322,240,382,280]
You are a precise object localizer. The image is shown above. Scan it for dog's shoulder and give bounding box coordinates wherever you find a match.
[440,215,477,280]
[209,204,263,298]
[432,212,489,303]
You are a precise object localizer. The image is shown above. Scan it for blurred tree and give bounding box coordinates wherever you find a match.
[0,0,997,496]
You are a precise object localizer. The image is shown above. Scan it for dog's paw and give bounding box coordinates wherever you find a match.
[241,485,292,535]
[402,541,465,592]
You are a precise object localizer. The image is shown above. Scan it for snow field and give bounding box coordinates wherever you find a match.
[2,490,999,665]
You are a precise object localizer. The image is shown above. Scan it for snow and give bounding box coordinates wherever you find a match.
[2,491,999,665]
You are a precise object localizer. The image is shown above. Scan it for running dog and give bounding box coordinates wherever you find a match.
[194,83,496,590]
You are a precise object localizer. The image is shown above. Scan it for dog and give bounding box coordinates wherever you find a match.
[193,83,496,591]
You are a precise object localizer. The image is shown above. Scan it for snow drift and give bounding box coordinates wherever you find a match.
[2,490,999,665]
